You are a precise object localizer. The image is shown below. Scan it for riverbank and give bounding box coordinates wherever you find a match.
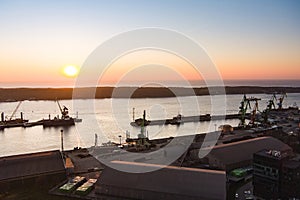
[0,86,300,102]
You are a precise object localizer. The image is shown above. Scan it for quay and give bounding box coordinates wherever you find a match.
[130,111,250,127]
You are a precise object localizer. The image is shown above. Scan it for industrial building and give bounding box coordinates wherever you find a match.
[200,136,292,173]
[253,149,300,199]
[281,160,300,197]
[0,150,66,192]
[253,149,291,199]
[96,160,226,200]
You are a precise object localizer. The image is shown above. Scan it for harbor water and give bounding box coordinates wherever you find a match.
[1,93,300,157]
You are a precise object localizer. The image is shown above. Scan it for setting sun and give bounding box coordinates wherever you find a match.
[63,65,79,77]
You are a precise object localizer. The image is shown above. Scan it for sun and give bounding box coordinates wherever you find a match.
[63,65,79,77]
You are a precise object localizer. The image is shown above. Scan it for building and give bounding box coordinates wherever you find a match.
[281,160,300,198]
[96,160,226,200]
[0,150,66,192]
[200,136,292,173]
[253,149,291,199]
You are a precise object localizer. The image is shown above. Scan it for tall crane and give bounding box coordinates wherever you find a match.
[238,95,250,127]
[238,95,261,127]
[267,94,277,110]
[9,101,22,120]
[249,98,260,126]
[261,94,277,124]
[277,93,287,109]
[56,100,69,119]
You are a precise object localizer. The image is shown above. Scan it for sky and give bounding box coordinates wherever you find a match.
[0,0,299,87]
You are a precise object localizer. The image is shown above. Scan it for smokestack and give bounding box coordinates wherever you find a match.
[1,112,4,122]
[20,112,23,120]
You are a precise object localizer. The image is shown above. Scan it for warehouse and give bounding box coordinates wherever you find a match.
[201,136,292,172]
[96,160,226,200]
[0,150,66,192]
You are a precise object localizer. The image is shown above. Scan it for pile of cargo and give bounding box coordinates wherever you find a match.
[58,176,97,196]
[59,176,86,193]
[75,179,97,195]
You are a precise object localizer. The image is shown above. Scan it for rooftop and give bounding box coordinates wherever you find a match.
[202,136,292,166]
[283,160,300,169]
[255,149,290,160]
[0,150,65,182]
[97,160,226,200]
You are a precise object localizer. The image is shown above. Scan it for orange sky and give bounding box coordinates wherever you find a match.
[0,1,299,87]
[98,50,202,85]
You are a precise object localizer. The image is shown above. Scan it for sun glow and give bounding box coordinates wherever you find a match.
[63,65,79,77]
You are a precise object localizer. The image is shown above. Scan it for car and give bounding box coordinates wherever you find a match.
[244,190,251,194]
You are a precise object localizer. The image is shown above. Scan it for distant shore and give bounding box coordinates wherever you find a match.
[0,86,300,102]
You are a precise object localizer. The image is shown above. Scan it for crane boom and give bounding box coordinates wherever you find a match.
[56,99,69,119]
[9,101,22,120]
[56,100,63,114]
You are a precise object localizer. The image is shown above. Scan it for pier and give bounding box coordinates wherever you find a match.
[130,112,250,127]
[0,100,81,130]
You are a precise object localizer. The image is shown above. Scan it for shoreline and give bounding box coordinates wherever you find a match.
[0,86,300,102]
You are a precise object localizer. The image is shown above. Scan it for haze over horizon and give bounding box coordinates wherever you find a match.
[1,0,299,88]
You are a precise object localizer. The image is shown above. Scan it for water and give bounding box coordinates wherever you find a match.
[1,93,300,157]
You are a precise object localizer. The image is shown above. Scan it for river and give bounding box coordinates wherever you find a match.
[0,93,299,157]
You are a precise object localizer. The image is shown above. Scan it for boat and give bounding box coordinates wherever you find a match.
[1,118,29,128]
[130,110,150,127]
[74,112,82,123]
[42,100,75,127]
[166,114,183,125]
[0,101,28,128]
[43,117,75,127]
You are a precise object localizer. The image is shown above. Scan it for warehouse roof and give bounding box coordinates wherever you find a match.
[97,160,226,200]
[0,150,65,182]
[283,160,300,169]
[203,136,292,166]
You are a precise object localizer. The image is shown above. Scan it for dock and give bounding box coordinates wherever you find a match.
[0,100,81,130]
[130,113,250,127]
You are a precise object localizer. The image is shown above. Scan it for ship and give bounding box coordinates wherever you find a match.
[0,101,28,128]
[42,100,75,127]
[73,112,82,123]
[43,117,75,127]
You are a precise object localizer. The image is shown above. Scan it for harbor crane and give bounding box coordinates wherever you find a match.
[56,100,69,119]
[267,94,277,110]
[261,94,278,124]
[249,98,260,126]
[238,95,261,127]
[238,95,250,127]
[9,101,22,120]
[277,93,287,109]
